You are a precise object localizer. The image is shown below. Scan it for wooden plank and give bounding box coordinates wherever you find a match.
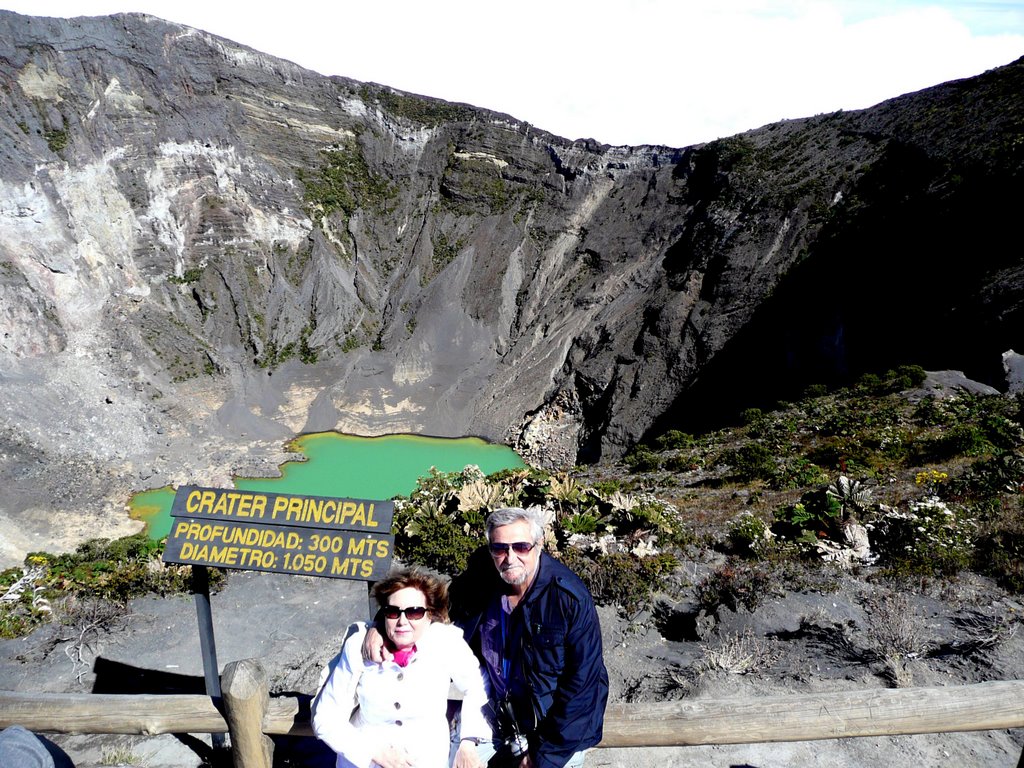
[265,697,310,735]
[0,693,226,735]
[260,681,1024,743]
[594,680,1024,747]
[4,679,1024,746]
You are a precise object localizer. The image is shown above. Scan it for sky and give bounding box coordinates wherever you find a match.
[3,0,1023,148]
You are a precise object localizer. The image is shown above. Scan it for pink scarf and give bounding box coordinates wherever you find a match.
[392,646,417,667]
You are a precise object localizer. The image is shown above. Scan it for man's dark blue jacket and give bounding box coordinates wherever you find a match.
[450,547,609,768]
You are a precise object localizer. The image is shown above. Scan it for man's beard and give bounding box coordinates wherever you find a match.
[500,563,533,586]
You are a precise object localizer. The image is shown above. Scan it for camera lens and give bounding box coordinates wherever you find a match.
[509,734,529,758]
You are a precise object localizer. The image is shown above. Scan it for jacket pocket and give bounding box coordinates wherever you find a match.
[531,623,566,673]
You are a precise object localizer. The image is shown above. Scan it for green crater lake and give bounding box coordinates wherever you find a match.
[131,433,526,540]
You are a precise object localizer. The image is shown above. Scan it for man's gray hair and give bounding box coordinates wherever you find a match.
[486,507,545,544]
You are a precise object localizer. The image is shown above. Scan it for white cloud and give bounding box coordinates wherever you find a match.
[2,0,1022,146]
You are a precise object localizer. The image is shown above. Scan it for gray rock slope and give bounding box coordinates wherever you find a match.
[2,11,1023,560]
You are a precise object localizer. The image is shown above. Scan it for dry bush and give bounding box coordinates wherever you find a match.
[799,595,936,687]
[55,596,134,683]
[99,743,149,767]
[693,628,781,676]
[950,609,1020,653]
[860,592,935,687]
[861,592,935,660]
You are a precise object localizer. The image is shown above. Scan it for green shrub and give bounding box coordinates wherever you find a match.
[727,513,773,557]
[855,372,883,393]
[431,232,465,274]
[168,267,204,285]
[561,511,603,535]
[769,456,830,490]
[393,467,548,573]
[694,562,775,614]
[741,408,765,426]
[913,423,989,463]
[394,510,481,575]
[913,395,945,426]
[298,141,395,221]
[44,128,69,153]
[362,87,474,125]
[591,479,624,496]
[605,498,690,547]
[803,383,829,399]
[655,430,694,451]
[981,413,1024,452]
[817,399,881,437]
[806,436,873,473]
[559,549,678,614]
[773,490,843,548]
[296,323,318,364]
[0,563,50,639]
[892,364,927,387]
[947,453,1024,501]
[392,467,688,612]
[663,453,700,472]
[32,534,191,601]
[975,522,1024,593]
[2,535,194,639]
[855,366,926,395]
[719,442,775,482]
[625,446,662,472]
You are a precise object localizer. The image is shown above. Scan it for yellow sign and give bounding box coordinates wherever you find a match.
[162,486,395,580]
[170,486,391,531]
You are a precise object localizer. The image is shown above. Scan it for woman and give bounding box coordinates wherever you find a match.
[313,569,491,768]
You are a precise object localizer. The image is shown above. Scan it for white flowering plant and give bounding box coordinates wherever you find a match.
[867,496,976,576]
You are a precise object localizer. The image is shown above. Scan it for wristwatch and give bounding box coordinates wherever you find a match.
[460,737,483,746]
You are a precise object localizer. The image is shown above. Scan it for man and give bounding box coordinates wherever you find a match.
[366,507,608,768]
[452,507,608,768]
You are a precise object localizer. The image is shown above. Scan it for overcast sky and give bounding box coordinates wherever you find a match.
[3,0,1023,147]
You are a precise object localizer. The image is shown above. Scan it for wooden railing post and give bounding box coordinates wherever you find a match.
[221,659,273,768]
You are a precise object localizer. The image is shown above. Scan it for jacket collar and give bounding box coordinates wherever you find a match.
[517,551,553,606]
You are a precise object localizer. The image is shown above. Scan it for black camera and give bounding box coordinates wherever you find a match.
[492,697,530,763]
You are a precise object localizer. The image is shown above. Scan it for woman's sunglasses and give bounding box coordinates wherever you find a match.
[488,541,536,555]
[383,606,428,620]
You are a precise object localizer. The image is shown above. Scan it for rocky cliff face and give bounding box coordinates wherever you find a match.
[1,11,1023,561]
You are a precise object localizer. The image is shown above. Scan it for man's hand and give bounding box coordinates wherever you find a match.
[517,753,535,768]
[360,625,392,663]
[452,740,482,768]
[371,744,413,768]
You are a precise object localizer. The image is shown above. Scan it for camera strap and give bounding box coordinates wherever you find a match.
[498,597,542,736]
[499,602,511,683]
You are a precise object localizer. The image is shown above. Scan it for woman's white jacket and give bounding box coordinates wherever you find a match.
[313,621,491,768]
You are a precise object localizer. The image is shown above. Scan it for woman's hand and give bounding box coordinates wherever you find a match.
[452,739,482,768]
[361,625,392,663]
[371,744,414,768]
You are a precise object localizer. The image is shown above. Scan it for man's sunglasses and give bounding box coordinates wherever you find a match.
[488,541,536,556]
[382,606,428,620]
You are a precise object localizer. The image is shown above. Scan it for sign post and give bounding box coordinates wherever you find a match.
[162,484,396,747]
[191,564,224,748]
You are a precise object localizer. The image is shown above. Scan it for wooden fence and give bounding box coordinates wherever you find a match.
[2,660,1023,767]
